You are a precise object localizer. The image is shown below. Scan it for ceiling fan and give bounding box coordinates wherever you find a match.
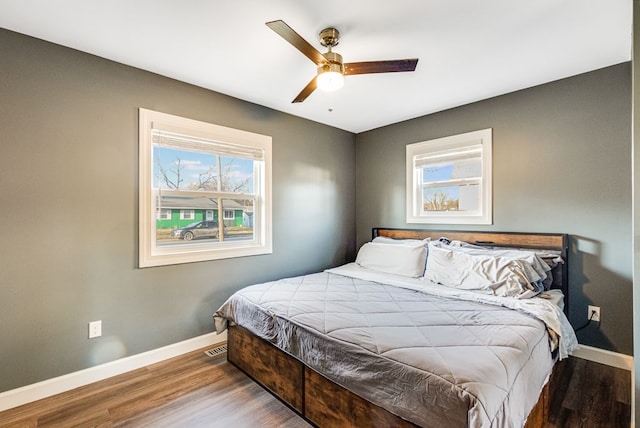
[266,20,419,103]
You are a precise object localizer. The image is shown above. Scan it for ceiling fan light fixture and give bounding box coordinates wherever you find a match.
[317,63,344,92]
[317,71,344,92]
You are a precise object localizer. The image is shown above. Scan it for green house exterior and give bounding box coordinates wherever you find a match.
[155,196,245,230]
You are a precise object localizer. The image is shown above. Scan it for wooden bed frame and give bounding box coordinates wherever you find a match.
[227,228,570,427]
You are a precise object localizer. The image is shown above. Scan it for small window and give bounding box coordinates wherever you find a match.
[406,129,492,224]
[180,209,195,220]
[157,209,172,220]
[139,109,272,267]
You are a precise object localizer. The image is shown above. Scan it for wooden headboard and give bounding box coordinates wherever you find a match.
[372,228,570,315]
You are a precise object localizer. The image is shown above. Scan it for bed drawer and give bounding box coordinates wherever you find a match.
[227,325,304,413]
[304,367,417,428]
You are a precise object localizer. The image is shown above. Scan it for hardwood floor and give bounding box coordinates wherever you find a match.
[0,348,630,427]
[545,357,631,428]
[0,348,311,428]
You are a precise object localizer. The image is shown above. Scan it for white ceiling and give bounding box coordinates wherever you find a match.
[0,0,632,133]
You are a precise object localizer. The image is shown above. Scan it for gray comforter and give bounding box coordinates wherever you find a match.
[214,269,560,427]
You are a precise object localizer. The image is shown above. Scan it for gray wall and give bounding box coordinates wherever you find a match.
[356,63,632,354]
[0,29,356,392]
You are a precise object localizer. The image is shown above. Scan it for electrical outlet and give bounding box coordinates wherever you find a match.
[88,320,102,339]
[587,305,600,323]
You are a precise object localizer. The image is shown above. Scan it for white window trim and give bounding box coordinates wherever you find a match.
[139,108,272,267]
[223,209,235,220]
[406,128,492,225]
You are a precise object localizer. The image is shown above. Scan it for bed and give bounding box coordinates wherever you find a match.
[214,228,578,427]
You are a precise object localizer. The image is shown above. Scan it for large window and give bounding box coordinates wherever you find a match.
[406,128,492,224]
[139,109,272,267]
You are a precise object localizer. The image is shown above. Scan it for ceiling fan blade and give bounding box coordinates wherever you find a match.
[266,20,326,65]
[292,77,318,103]
[344,59,419,75]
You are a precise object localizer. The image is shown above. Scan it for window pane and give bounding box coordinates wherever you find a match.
[422,159,481,182]
[422,184,480,213]
[220,156,254,193]
[222,198,254,242]
[154,146,218,191]
[423,164,453,182]
[451,159,481,180]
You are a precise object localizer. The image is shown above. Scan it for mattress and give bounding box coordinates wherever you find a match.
[214,264,577,427]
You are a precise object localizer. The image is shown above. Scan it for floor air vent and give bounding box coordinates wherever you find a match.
[204,344,227,358]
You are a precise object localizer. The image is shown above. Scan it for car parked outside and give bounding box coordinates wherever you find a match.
[171,221,222,240]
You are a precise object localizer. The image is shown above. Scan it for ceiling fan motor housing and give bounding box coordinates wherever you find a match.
[319,51,344,75]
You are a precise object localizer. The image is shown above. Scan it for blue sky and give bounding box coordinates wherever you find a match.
[423,164,459,200]
[153,147,254,192]
[423,164,454,182]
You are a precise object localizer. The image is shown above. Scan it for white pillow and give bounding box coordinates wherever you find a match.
[424,243,540,298]
[373,236,430,245]
[438,241,550,277]
[356,241,428,278]
[453,244,562,290]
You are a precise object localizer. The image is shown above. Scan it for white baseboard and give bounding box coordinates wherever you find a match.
[0,331,227,413]
[571,344,633,371]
